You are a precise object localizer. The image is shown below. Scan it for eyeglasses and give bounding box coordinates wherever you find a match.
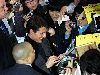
[81,17,86,20]
[78,17,86,21]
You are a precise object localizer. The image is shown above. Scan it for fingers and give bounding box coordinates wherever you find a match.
[48,28,55,36]
[49,56,60,62]
[65,68,72,75]
[58,54,64,60]
[64,59,74,75]
[74,0,80,6]
[67,59,73,68]
[23,14,31,22]
[60,6,67,17]
[46,55,60,68]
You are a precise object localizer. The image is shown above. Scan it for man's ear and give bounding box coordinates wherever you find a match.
[30,29,35,34]
[24,56,30,63]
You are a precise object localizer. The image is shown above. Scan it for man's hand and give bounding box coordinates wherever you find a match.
[65,59,73,75]
[60,6,67,17]
[48,28,55,36]
[23,14,31,22]
[74,0,80,6]
[46,55,60,68]
[23,13,31,27]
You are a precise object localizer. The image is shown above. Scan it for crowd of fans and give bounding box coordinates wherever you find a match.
[0,0,100,75]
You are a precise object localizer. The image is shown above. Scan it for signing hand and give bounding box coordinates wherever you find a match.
[46,55,60,68]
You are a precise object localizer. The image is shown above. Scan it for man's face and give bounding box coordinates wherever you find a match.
[78,17,88,26]
[30,27,47,43]
[75,12,80,20]
[25,0,39,10]
[0,0,8,19]
[65,20,72,32]
[49,10,60,22]
[77,11,88,26]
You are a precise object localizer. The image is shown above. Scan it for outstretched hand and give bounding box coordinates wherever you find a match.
[46,55,60,68]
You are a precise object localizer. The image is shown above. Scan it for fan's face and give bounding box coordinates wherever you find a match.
[25,0,39,10]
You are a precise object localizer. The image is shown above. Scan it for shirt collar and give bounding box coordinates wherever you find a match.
[25,64,32,67]
[79,24,89,29]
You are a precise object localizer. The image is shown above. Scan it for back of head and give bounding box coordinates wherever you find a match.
[49,0,73,9]
[80,49,100,75]
[74,5,84,15]
[12,42,35,64]
[48,0,72,11]
[26,15,48,33]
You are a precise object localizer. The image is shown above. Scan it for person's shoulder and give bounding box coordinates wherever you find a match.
[36,5,47,15]
[2,64,41,75]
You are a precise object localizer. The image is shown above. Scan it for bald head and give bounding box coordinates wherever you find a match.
[12,42,35,64]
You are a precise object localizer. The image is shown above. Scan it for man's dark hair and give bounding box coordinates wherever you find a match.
[48,0,72,11]
[74,5,84,15]
[98,43,100,50]
[26,15,48,33]
[80,49,100,74]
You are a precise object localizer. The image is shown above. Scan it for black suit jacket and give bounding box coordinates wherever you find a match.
[25,36,52,75]
[0,21,17,70]
[2,64,41,75]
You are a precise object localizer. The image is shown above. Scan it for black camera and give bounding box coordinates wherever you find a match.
[28,10,33,16]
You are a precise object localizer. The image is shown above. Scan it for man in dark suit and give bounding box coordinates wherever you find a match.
[0,0,17,70]
[3,42,41,75]
[25,15,63,75]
